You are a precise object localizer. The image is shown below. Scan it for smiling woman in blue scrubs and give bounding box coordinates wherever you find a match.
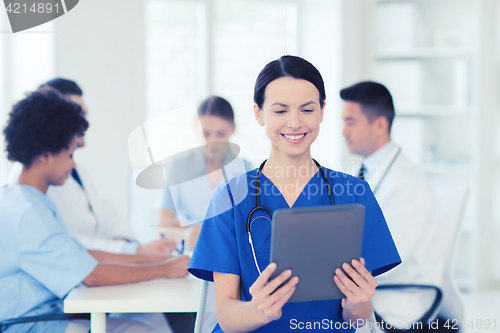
[188,56,401,332]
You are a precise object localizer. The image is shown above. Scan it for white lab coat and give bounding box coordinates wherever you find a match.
[8,163,137,254]
[358,141,444,326]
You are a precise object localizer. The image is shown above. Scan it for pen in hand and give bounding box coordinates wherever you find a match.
[176,239,185,255]
[160,233,184,254]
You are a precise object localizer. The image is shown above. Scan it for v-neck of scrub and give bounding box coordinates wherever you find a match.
[259,170,322,208]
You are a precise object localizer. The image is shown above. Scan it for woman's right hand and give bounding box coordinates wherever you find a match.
[248,262,299,322]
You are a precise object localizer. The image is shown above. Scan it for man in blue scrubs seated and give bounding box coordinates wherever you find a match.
[188,55,402,332]
[0,89,190,333]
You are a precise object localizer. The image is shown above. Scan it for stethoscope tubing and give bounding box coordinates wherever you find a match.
[246,159,335,274]
[372,147,402,195]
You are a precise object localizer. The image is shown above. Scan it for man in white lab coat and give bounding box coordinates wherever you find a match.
[340,81,443,328]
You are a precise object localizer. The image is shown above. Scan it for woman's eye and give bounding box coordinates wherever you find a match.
[302,109,314,113]
[275,110,286,114]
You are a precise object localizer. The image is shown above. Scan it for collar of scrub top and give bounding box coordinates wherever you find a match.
[361,141,401,194]
[17,184,57,211]
[247,158,335,275]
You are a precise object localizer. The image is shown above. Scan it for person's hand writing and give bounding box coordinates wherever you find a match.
[137,238,177,255]
[249,263,299,322]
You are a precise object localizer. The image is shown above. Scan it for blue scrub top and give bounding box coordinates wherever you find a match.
[189,168,401,332]
[0,185,98,333]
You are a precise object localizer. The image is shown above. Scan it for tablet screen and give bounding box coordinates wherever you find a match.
[269,204,365,302]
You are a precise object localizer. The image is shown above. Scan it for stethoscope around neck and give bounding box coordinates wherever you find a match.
[246,159,335,275]
[371,147,402,195]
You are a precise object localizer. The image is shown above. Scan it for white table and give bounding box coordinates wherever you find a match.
[64,275,201,333]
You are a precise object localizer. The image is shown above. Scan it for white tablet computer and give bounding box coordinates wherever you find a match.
[269,204,365,302]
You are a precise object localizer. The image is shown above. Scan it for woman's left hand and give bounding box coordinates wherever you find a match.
[333,257,377,314]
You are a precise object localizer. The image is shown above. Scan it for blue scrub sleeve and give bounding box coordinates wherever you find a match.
[355,181,401,277]
[18,205,98,298]
[188,185,240,281]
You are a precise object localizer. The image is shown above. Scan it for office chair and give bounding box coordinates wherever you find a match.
[0,313,90,332]
[430,177,468,327]
[363,177,468,333]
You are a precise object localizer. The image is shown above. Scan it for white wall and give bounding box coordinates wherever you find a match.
[55,0,146,214]
[338,0,370,171]
[53,0,345,215]
[0,16,56,184]
[298,0,344,171]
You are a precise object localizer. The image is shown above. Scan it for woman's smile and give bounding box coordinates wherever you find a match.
[281,132,307,144]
